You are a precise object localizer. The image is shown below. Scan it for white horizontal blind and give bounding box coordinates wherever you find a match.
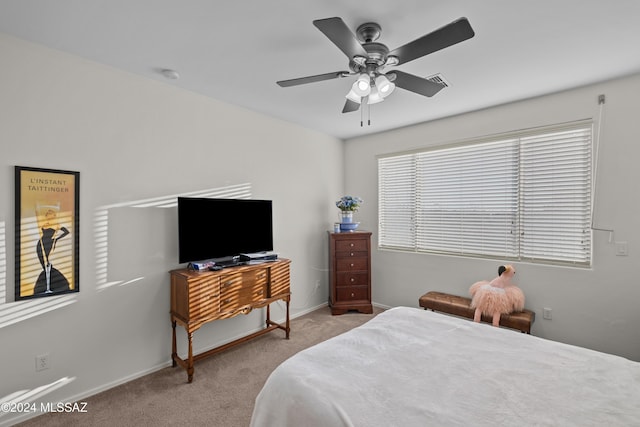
[378,121,592,266]
[378,154,416,250]
[519,127,592,264]
[416,140,519,258]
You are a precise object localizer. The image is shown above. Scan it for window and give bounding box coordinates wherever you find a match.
[378,121,592,266]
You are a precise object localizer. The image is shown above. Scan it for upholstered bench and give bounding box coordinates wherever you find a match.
[419,291,535,334]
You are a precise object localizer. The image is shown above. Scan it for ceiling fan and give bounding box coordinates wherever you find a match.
[277,17,475,115]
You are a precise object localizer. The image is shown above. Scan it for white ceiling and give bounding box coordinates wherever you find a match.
[1,1,640,140]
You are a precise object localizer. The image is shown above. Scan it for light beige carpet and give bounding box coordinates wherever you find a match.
[17,305,383,427]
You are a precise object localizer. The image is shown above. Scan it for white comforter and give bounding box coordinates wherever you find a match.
[251,306,640,427]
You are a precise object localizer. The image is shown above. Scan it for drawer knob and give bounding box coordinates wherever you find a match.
[350,243,355,247]
[351,292,355,297]
[350,252,354,256]
[350,278,355,282]
[350,263,354,267]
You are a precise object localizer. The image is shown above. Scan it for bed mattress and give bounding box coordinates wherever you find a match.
[251,306,640,426]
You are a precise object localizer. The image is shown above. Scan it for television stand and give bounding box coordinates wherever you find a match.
[169,258,291,383]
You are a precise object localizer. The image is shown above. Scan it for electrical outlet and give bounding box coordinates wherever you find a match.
[36,353,50,371]
[543,308,552,320]
[314,280,321,291]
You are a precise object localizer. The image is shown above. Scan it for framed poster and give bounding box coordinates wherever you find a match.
[15,166,80,300]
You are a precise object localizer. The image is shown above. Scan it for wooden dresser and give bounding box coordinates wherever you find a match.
[169,258,291,382]
[328,231,372,315]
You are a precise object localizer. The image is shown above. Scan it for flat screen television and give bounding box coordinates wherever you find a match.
[177,197,273,264]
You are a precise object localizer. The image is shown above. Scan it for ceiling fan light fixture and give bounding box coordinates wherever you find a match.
[277,16,476,125]
[345,88,362,104]
[383,82,396,97]
[375,75,395,97]
[367,88,384,104]
[352,74,371,96]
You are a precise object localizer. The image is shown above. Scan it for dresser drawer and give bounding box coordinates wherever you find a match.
[269,262,291,297]
[336,272,368,286]
[220,269,268,291]
[336,286,369,302]
[336,257,368,271]
[335,239,368,252]
[219,269,268,313]
[220,282,266,313]
[193,278,221,320]
[335,249,368,259]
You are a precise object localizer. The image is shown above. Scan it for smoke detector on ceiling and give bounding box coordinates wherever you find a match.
[160,69,180,80]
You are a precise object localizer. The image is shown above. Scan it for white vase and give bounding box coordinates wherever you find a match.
[340,211,354,223]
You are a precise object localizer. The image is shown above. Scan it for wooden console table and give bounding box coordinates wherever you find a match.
[169,258,291,382]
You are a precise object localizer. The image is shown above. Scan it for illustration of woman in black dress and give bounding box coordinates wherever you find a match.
[33,204,71,294]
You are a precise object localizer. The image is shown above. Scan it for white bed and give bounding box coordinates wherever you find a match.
[250,306,640,427]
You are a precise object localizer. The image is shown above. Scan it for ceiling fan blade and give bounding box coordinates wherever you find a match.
[342,99,361,113]
[313,17,368,60]
[388,17,474,66]
[277,71,350,87]
[391,70,445,97]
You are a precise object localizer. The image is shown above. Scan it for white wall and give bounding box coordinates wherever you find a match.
[0,34,343,425]
[345,72,640,362]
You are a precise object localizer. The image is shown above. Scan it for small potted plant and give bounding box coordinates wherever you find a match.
[336,195,362,229]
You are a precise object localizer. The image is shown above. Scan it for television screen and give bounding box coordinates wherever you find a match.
[177,197,273,264]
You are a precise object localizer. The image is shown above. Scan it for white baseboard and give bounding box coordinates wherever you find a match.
[373,301,392,310]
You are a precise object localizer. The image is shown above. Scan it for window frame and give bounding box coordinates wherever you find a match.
[377,120,593,267]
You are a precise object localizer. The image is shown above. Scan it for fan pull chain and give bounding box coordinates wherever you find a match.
[360,95,371,127]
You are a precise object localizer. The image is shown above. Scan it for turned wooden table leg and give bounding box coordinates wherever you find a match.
[285,298,290,339]
[187,331,194,383]
[266,304,271,329]
[171,320,177,368]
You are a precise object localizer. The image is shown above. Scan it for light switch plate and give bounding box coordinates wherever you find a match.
[615,241,628,256]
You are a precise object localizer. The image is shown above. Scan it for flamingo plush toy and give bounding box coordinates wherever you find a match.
[469,265,525,327]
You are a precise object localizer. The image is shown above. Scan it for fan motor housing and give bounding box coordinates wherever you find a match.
[363,42,389,65]
[354,22,389,67]
[356,22,382,43]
